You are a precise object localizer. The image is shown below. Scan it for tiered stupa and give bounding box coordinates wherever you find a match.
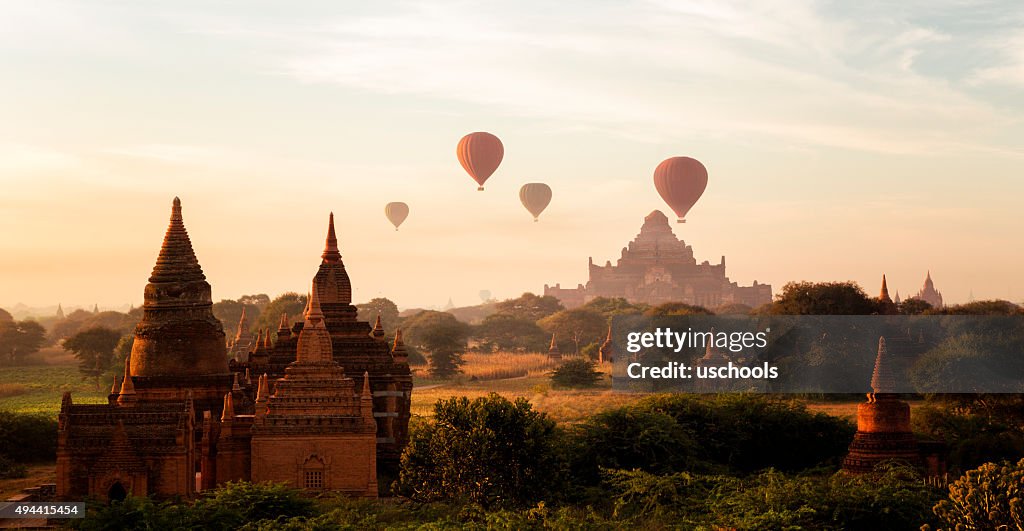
[915,271,944,309]
[842,337,922,473]
[544,210,771,309]
[250,284,378,496]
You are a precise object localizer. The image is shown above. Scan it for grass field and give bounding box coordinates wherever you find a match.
[0,365,109,416]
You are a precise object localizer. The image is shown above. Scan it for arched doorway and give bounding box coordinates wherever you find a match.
[107,481,127,502]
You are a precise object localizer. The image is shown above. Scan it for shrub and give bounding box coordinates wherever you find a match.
[0,453,27,479]
[0,410,58,461]
[929,458,1024,531]
[549,359,603,389]
[397,394,564,508]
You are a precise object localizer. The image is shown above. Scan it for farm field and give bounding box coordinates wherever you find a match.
[0,365,109,416]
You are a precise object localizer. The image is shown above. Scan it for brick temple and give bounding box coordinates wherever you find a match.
[544,210,772,309]
[56,198,411,501]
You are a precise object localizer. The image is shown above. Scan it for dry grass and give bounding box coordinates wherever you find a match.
[0,383,29,398]
[461,352,558,381]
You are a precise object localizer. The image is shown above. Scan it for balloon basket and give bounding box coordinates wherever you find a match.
[534,218,538,222]
[677,219,686,223]
[477,186,484,191]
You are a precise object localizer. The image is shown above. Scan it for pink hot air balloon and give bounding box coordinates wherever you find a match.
[457,132,504,191]
[653,157,708,223]
[384,202,409,231]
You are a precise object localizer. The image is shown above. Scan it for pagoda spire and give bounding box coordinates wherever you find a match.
[870,337,897,398]
[221,392,235,422]
[371,314,385,340]
[117,357,136,405]
[391,328,408,363]
[295,282,332,364]
[548,334,561,360]
[879,275,892,303]
[278,312,290,333]
[322,212,341,263]
[149,197,206,284]
[263,329,272,350]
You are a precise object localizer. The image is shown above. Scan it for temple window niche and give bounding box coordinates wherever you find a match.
[302,455,326,490]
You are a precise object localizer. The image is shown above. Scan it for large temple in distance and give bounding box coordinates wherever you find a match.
[56,198,411,501]
[544,210,772,309]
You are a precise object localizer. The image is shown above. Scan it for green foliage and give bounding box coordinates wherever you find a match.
[192,481,316,526]
[0,410,57,461]
[899,297,933,315]
[913,403,1024,473]
[568,394,855,485]
[356,297,401,333]
[714,303,753,315]
[493,292,564,322]
[769,281,879,315]
[473,313,548,353]
[0,453,27,478]
[403,311,470,378]
[911,331,1024,393]
[50,311,135,342]
[927,299,1023,315]
[538,308,606,355]
[643,302,713,316]
[397,393,564,508]
[64,326,122,389]
[580,297,648,319]
[931,458,1024,531]
[213,298,264,338]
[255,293,307,332]
[604,464,940,530]
[0,319,46,364]
[549,359,603,389]
[73,482,315,531]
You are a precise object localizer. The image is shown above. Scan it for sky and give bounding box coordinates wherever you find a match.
[1,0,1023,312]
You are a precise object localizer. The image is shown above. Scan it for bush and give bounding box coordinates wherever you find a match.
[549,359,603,388]
[0,410,58,461]
[913,404,1024,473]
[929,458,1024,531]
[397,394,565,508]
[0,453,27,479]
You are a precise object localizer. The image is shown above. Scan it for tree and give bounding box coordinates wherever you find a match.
[538,308,606,355]
[397,394,564,508]
[550,359,603,388]
[254,293,307,332]
[580,297,648,319]
[237,294,271,307]
[928,299,1023,315]
[0,308,12,322]
[403,311,470,378]
[715,303,753,315]
[0,320,46,364]
[644,302,713,316]
[898,297,932,315]
[356,297,400,332]
[473,313,548,353]
[50,311,134,342]
[64,327,121,389]
[768,281,878,315]
[213,299,262,339]
[494,293,564,322]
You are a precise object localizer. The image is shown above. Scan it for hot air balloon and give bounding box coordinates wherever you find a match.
[384,202,409,231]
[519,183,552,222]
[457,132,503,190]
[653,156,708,223]
[478,290,492,302]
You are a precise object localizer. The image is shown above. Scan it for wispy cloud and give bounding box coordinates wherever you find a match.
[168,0,1022,154]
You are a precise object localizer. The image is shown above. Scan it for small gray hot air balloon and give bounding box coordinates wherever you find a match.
[385,202,409,231]
[518,183,552,222]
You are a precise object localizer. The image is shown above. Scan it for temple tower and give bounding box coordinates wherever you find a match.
[250,282,378,496]
[127,198,232,414]
[842,337,922,473]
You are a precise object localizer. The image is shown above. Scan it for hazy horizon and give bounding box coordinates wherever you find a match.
[3,1,1024,310]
